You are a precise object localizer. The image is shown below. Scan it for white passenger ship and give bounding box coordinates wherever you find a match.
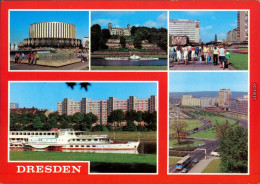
[9,129,140,151]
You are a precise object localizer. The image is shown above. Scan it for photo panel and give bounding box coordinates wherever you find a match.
[9,81,158,174]
[9,10,90,71]
[168,10,249,71]
[90,11,168,71]
[168,72,249,174]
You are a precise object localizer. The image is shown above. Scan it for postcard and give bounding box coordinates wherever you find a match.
[0,0,259,184]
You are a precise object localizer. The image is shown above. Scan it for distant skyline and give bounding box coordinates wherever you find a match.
[169,11,238,43]
[91,11,167,29]
[10,11,90,43]
[169,72,248,92]
[10,82,157,111]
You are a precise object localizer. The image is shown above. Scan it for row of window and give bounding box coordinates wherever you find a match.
[10,132,56,136]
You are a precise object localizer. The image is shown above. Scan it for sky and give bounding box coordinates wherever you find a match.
[91,11,167,29]
[10,82,157,111]
[10,11,89,43]
[169,11,238,43]
[169,72,248,92]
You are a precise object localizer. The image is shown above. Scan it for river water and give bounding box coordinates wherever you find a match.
[91,58,167,66]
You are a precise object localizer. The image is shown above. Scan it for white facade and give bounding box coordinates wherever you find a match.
[169,19,200,43]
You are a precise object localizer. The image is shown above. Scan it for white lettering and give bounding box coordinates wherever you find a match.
[26,166,35,173]
[17,166,26,173]
[36,166,44,173]
[53,166,62,173]
[62,166,70,173]
[45,166,52,173]
[72,166,81,173]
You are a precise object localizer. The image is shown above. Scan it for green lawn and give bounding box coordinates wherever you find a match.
[169,119,204,134]
[190,128,216,139]
[169,157,180,167]
[87,131,157,141]
[202,158,221,173]
[169,139,204,147]
[91,66,167,70]
[10,151,156,165]
[229,51,248,70]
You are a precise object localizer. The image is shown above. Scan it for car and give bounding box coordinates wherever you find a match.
[211,152,220,157]
[193,158,199,164]
[182,168,188,173]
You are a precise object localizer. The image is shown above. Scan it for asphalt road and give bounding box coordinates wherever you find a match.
[169,138,219,173]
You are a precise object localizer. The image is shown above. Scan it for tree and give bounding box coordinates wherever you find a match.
[101,29,111,40]
[72,112,84,124]
[219,126,248,173]
[216,121,230,139]
[38,113,47,124]
[91,24,102,52]
[108,110,125,128]
[125,110,136,123]
[48,112,60,121]
[172,121,188,145]
[123,121,137,132]
[48,117,57,129]
[133,35,142,49]
[33,116,43,130]
[10,113,21,131]
[120,36,126,48]
[135,111,143,125]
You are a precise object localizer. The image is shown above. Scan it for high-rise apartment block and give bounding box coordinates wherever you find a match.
[237,11,248,43]
[181,95,200,106]
[169,19,200,43]
[58,96,157,125]
[218,89,232,110]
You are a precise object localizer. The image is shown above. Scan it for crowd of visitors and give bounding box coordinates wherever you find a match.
[14,51,39,65]
[169,44,231,70]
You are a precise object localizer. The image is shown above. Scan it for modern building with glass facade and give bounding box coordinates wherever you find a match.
[169,19,200,43]
[23,22,82,48]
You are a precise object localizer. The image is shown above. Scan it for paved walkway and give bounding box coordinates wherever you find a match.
[169,57,235,71]
[10,61,89,71]
[188,157,219,173]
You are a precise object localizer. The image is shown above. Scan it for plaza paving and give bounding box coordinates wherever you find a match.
[169,59,235,71]
[10,61,89,71]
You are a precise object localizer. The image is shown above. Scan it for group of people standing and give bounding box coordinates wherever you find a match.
[169,45,201,65]
[76,49,89,62]
[169,44,230,70]
[14,51,39,65]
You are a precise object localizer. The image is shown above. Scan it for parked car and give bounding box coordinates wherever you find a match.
[193,158,199,164]
[211,152,220,157]
[182,168,188,173]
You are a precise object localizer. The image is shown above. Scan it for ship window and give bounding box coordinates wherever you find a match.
[35,133,38,135]
[43,133,46,135]
[81,145,84,147]
[39,133,42,135]
[70,145,73,147]
[47,133,50,135]
[77,139,80,142]
[87,139,91,141]
[75,145,79,147]
[12,132,14,135]
[93,145,96,147]
[16,133,18,135]
[23,133,26,135]
[31,133,34,135]
[94,139,98,141]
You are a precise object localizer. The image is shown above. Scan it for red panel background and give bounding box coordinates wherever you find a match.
[0,1,260,183]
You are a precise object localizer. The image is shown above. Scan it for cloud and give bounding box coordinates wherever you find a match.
[92,19,118,27]
[157,12,167,22]
[135,24,140,27]
[144,20,157,27]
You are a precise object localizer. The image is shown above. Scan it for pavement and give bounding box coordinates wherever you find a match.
[169,55,235,71]
[188,157,219,173]
[10,61,89,71]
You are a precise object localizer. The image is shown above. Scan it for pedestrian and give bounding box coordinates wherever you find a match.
[182,45,189,65]
[169,45,176,63]
[191,46,196,62]
[213,46,219,65]
[32,51,39,65]
[203,45,210,64]
[27,52,33,65]
[218,44,226,69]
[226,50,230,68]
[14,53,19,64]
[176,45,182,65]
[195,46,199,58]
[18,53,24,64]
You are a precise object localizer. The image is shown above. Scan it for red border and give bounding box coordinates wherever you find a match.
[1,1,260,184]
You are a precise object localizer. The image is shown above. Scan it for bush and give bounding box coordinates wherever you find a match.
[170,147,196,151]
[169,151,188,157]
[137,125,147,132]
[91,125,110,132]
